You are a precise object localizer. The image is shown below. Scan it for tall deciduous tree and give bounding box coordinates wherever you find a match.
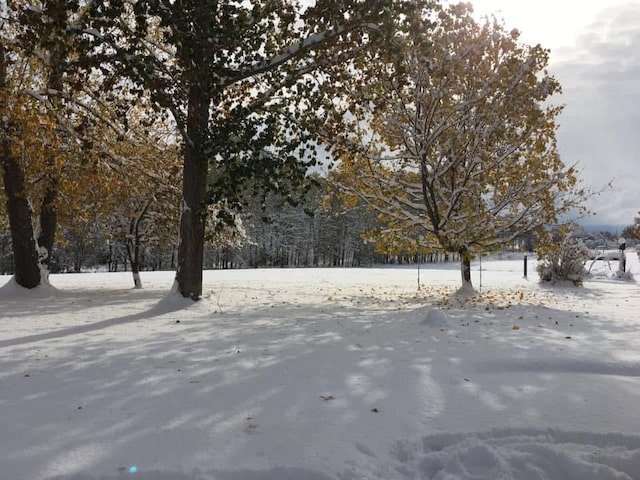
[2,0,99,288]
[332,2,588,290]
[4,0,182,288]
[0,43,42,287]
[28,0,69,277]
[66,0,418,299]
[101,110,182,289]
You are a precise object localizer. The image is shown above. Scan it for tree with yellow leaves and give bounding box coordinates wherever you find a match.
[45,0,427,300]
[1,0,96,288]
[102,119,182,289]
[1,39,60,288]
[2,1,182,289]
[331,2,589,290]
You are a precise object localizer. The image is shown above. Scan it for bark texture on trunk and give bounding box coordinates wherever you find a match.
[35,0,68,283]
[126,240,142,289]
[460,248,473,290]
[126,201,152,289]
[37,178,58,279]
[2,144,41,288]
[176,84,210,300]
[1,43,41,288]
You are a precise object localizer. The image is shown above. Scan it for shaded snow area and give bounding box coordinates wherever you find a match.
[1,254,639,480]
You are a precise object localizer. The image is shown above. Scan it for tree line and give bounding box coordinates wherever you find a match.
[0,176,472,276]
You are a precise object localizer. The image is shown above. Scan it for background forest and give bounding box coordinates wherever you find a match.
[2,179,635,277]
[0,177,478,275]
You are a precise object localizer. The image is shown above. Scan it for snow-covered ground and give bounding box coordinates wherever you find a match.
[1,254,639,480]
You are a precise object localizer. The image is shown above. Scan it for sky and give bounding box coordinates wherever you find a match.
[468,0,640,228]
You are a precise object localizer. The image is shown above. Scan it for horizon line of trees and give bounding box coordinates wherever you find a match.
[1,170,546,277]
[1,178,499,275]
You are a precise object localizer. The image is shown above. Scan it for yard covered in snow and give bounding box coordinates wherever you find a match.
[1,253,639,480]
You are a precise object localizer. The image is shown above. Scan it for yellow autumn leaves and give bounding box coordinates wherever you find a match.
[328,2,588,268]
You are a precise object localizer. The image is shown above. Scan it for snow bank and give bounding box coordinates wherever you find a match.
[0,275,57,300]
[420,308,450,328]
[387,430,640,480]
[39,430,640,480]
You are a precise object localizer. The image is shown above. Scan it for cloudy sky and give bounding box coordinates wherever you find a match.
[470,0,640,228]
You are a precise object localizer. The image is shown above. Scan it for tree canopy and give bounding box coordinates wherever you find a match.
[58,0,421,299]
[330,2,589,288]
[1,1,594,295]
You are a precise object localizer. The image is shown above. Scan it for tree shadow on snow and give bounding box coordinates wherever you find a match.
[0,289,194,348]
[2,289,640,480]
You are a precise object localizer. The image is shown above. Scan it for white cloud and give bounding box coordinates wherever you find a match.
[549,2,640,226]
[468,1,640,226]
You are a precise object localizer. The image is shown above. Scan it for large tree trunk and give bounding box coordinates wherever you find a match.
[126,234,142,289]
[34,0,66,284]
[0,43,41,288]
[459,248,473,290]
[128,243,142,289]
[36,178,58,281]
[176,84,210,300]
[2,147,41,288]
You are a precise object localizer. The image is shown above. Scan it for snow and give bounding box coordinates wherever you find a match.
[420,308,450,328]
[0,254,639,480]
